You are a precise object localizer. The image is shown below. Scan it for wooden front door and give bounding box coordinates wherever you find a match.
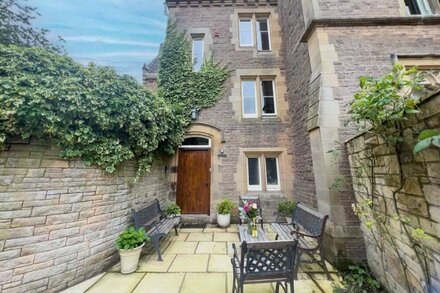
[176,149,211,214]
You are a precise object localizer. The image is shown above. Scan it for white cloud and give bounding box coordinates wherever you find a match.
[64,35,160,47]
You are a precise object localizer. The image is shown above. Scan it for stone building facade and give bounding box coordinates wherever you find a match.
[145,0,296,221]
[144,0,440,274]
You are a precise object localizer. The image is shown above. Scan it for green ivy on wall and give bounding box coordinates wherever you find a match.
[156,22,231,153]
[0,22,230,179]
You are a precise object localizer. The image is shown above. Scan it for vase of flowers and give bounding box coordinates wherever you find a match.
[239,201,260,237]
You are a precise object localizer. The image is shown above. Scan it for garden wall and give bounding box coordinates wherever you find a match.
[346,92,440,293]
[0,140,171,292]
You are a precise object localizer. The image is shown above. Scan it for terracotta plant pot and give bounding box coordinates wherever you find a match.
[217,213,231,228]
[118,243,144,274]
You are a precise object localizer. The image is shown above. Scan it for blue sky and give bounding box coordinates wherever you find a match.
[32,0,167,82]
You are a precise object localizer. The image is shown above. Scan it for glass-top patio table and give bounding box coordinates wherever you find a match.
[238,225,268,242]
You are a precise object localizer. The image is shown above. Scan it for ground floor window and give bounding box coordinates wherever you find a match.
[246,154,280,191]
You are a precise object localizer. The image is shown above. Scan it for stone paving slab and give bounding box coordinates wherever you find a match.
[168,254,209,272]
[214,232,240,242]
[68,225,341,293]
[208,254,233,272]
[164,241,198,254]
[196,241,227,254]
[186,232,213,242]
[138,254,176,272]
[87,272,144,293]
[181,273,227,293]
[133,273,184,293]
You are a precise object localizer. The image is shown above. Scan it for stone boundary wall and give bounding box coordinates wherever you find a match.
[0,140,171,292]
[346,92,440,293]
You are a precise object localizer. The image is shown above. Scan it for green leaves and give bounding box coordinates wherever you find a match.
[413,129,440,155]
[115,227,150,250]
[0,44,174,178]
[349,63,424,142]
[157,22,230,153]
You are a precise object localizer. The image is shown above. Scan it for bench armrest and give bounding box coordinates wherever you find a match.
[290,229,320,239]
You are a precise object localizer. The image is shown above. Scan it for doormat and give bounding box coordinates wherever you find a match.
[180,223,206,229]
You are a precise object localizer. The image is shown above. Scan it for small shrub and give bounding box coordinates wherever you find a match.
[216,199,236,215]
[278,200,297,215]
[164,203,181,216]
[115,227,150,250]
[333,264,384,293]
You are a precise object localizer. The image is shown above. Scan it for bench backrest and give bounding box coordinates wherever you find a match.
[131,199,162,229]
[292,203,328,237]
[240,240,298,280]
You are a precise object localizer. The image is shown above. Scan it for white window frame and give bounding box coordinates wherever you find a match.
[192,37,204,72]
[247,157,262,191]
[265,156,280,191]
[239,19,254,47]
[241,79,258,118]
[260,79,277,116]
[256,18,271,51]
[417,0,433,14]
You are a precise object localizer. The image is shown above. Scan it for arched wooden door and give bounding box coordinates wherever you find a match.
[176,137,211,214]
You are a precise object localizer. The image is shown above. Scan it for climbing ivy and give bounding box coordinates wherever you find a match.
[0,22,230,179]
[157,22,231,153]
[0,45,172,176]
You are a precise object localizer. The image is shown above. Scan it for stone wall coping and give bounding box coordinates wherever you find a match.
[301,16,440,42]
[166,0,278,8]
[344,89,440,145]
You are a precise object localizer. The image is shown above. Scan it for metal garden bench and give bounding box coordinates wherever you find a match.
[131,199,180,261]
[230,240,298,293]
[271,203,331,280]
[239,195,264,230]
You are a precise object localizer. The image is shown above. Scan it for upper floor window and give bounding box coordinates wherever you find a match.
[239,15,271,51]
[239,19,253,47]
[192,36,204,71]
[241,78,277,118]
[247,155,280,191]
[404,0,439,15]
[256,19,271,51]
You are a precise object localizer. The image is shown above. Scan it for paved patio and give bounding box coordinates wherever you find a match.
[63,224,342,293]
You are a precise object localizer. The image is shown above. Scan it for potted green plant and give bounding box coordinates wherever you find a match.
[164,203,181,217]
[216,198,236,228]
[115,227,150,274]
[277,200,297,224]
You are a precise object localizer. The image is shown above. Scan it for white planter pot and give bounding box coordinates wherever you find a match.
[118,243,144,274]
[217,213,231,228]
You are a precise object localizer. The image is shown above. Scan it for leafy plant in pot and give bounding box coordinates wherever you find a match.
[164,203,181,218]
[116,227,150,274]
[277,200,297,224]
[216,198,236,228]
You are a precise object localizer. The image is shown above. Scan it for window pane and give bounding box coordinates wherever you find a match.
[242,80,257,116]
[266,158,279,186]
[248,158,260,186]
[261,80,274,96]
[417,0,432,14]
[239,20,252,46]
[261,81,275,115]
[192,38,204,71]
[257,19,270,51]
[182,137,209,146]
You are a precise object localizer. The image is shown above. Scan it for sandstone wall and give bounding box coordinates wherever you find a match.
[167,3,296,218]
[0,140,171,292]
[346,92,440,293]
